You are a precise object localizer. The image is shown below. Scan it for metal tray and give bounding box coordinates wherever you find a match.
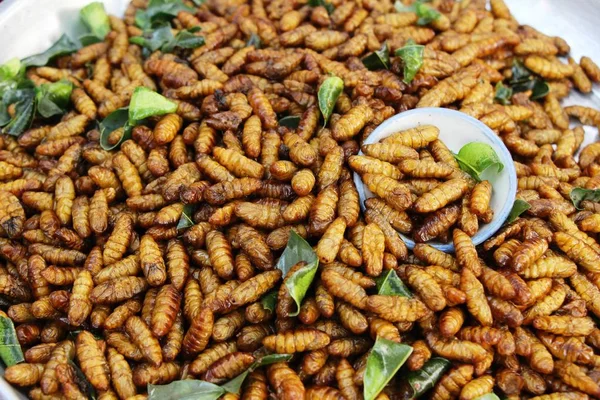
[0,0,599,398]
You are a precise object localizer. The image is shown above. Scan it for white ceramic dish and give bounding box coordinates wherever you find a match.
[353,108,517,253]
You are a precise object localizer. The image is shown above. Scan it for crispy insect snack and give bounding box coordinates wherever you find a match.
[353,125,490,243]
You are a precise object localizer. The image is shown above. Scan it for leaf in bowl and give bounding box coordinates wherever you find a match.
[454,142,504,181]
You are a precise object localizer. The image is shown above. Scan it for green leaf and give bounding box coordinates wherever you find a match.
[22,34,79,67]
[162,29,205,53]
[0,315,24,366]
[0,100,10,127]
[99,108,132,151]
[404,358,451,398]
[0,58,21,82]
[395,39,424,84]
[454,142,504,181]
[364,337,413,400]
[131,24,204,53]
[504,199,530,225]
[530,79,549,100]
[253,353,293,368]
[80,2,111,41]
[474,394,501,400]
[279,115,301,128]
[260,290,277,312]
[511,78,548,99]
[129,86,178,122]
[148,380,225,400]
[130,25,175,52]
[100,88,175,150]
[394,0,440,25]
[275,230,318,317]
[191,0,206,4]
[220,354,292,394]
[220,371,249,394]
[362,42,390,71]
[177,204,195,230]
[414,1,441,25]
[318,76,344,126]
[508,59,548,101]
[570,187,600,209]
[79,34,104,46]
[67,330,102,341]
[35,80,73,118]
[510,59,531,84]
[275,230,317,276]
[0,106,9,127]
[308,0,335,14]
[375,269,412,297]
[135,11,152,31]
[135,0,195,30]
[494,82,512,105]
[285,260,319,317]
[246,33,261,49]
[68,360,97,400]
[2,88,36,136]
[170,354,293,397]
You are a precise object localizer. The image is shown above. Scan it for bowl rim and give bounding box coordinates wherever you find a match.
[354,107,518,253]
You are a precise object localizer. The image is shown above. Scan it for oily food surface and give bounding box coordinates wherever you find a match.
[1,0,600,399]
[351,125,498,244]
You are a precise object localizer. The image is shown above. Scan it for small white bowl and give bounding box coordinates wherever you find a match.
[353,108,518,253]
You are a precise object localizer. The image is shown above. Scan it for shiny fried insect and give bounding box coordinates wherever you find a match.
[103,213,133,265]
[367,295,430,323]
[361,223,385,276]
[461,268,493,326]
[322,269,368,310]
[414,179,470,213]
[40,340,75,395]
[267,362,305,400]
[107,348,136,399]
[151,284,181,337]
[68,270,93,326]
[362,173,412,212]
[140,234,167,286]
[125,316,162,367]
[76,331,110,391]
[263,328,330,353]
[332,104,373,141]
[183,307,213,357]
[230,270,281,307]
